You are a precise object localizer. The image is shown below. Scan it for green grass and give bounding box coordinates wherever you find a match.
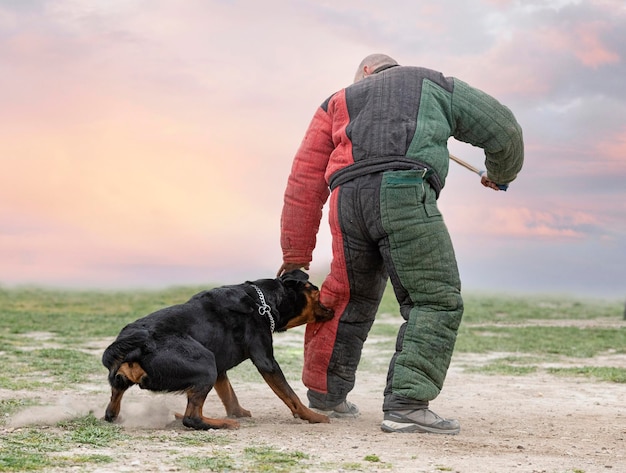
[176,446,310,472]
[177,453,235,471]
[0,285,207,341]
[0,414,124,471]
[243,446,309,472]
[57,413,130,447]
[461,292,622,323]
[547,366,626,383]
[456,325,625,357]
[168,431,231,446]
[464,357,539,376]
[1,283,624,390]
[0,347,104,390]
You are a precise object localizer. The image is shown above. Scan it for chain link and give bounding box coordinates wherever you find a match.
[251,284,275,333]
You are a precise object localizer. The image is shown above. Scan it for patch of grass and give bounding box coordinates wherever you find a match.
[547,366,626,383]
[466,359,539,376]
[55,454,114,465]
[0,428,65,472]
[30,348,103,384]
[0,285,209,341]
[177,453,235,471]
[0,414,131,472]
[362,454,392,469]
[0,347,104,390]
[369,320,401,338]
[58,413,130,447]
[0,451,50,471]
[243,446,309,472]
[0,377,47,392]
[456,325,625,357]
[462,293,622,324]
[341,462,364,470]
[169,431,231,446]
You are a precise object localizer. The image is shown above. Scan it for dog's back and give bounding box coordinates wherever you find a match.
[102,326,149,372]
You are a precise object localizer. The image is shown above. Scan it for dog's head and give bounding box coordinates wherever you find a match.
[277,270,334,330]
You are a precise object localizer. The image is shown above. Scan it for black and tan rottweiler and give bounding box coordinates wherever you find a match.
[102,270,334,429]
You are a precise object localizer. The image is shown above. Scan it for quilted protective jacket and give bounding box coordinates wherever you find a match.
[281,65,524,264]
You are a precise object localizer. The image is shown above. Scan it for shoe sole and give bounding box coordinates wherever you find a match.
[312,408,360,419]
[380,419,460,435]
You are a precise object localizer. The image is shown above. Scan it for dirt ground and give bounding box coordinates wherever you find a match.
[3,347,625,473]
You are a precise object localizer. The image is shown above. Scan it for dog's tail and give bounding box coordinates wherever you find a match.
[102,328,149,373]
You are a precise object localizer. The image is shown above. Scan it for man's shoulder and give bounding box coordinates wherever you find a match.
[394,66,454,90]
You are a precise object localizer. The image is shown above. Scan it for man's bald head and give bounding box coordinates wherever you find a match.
[353,54,399,83]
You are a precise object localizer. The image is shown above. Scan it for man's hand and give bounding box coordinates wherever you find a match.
[277,262,310,277]
[481,173,504,191]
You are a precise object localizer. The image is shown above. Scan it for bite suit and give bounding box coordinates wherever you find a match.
[280,65,524,410]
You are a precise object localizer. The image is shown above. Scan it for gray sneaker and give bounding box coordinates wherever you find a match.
[381,408,460,434]
[310,400,360,418]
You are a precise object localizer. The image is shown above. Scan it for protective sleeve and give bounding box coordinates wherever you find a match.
[450,79,524,185]
[280,106,333,263]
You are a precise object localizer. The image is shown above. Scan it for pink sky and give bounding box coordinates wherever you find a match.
[1,0,625,297]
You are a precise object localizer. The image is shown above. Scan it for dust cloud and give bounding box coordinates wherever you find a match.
[7,391,184,430]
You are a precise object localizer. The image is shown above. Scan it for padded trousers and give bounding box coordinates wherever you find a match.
[304,170,463,410]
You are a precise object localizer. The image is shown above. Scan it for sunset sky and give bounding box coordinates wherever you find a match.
[1,0,625,298]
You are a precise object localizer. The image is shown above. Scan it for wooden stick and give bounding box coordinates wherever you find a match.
[449,154,482,175]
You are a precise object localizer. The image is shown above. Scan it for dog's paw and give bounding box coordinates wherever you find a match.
[297,409,330,424]
[178,413,241,430]
[226,407,252,418]
[309,413,331,424]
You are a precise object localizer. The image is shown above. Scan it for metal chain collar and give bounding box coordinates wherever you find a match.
[251,284,275,333]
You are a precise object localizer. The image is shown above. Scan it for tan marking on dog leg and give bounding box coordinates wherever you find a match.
[117,362,147,384]
[214,373,251,418]
[178,387,241,430]
[104,386,125,422]
[260,371,330,424]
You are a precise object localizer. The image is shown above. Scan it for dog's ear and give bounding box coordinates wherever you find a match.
[279,269,310,286]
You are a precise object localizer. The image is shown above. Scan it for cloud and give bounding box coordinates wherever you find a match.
[573,20,620,67]
[445,202,602,240]
[596,126,626,163]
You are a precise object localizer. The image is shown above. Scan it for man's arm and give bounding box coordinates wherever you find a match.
[279,106,334,271]
[450,79,524,187]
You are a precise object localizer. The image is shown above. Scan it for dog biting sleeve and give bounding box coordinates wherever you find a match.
[280,105,334,263]
[450,79,524,185]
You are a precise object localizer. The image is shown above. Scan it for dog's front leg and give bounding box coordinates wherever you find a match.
[258,365,330,424]
[214,373,251,418]
[104,363,140,422]
[104,386,126,422]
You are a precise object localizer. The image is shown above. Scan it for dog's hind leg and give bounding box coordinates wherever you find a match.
[214,373,251,418]
[179,386,240,430]
[152,337,239,430]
